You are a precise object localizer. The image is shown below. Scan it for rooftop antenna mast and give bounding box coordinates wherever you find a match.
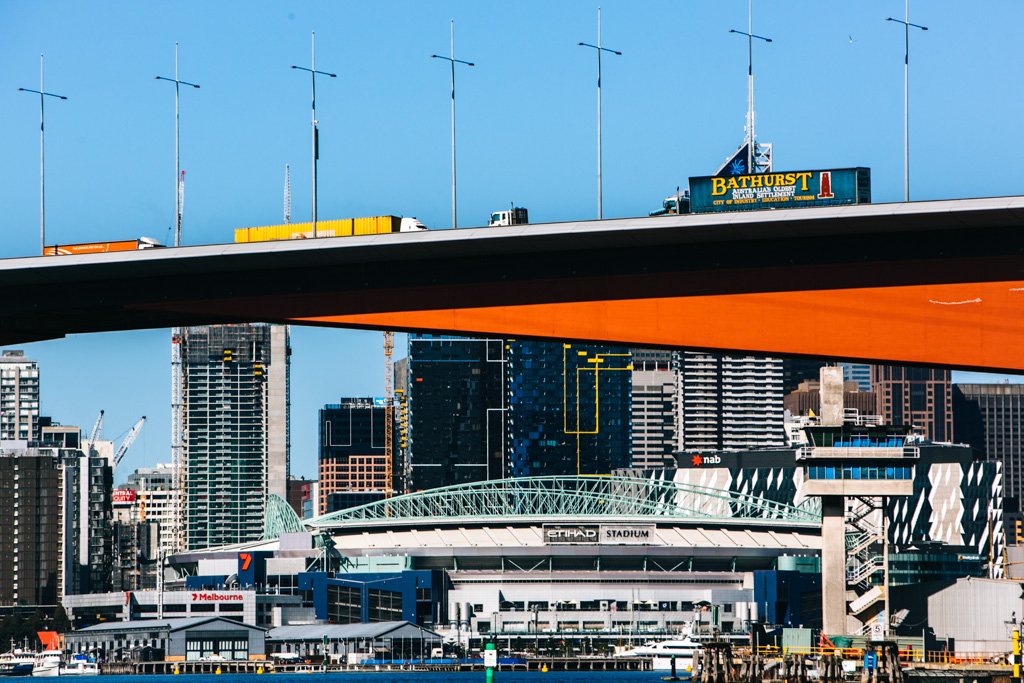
[746,0,754,173]
[729,0,771,174]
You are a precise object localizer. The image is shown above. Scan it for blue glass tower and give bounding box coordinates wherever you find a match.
[506,341,631,477]
[407,336,506,491]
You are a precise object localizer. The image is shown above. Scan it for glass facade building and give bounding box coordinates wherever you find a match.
[954,383,1024,533]
[841,363,873,393]
[407,336,506,491]
[318,398,389,514]
[506,341,631,477]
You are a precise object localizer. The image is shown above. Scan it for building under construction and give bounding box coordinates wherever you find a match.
[177,324,290,551]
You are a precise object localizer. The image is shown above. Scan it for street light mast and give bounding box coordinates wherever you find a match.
[887,2,928,202]
[156,42,201,248]
[292,32,337,237]
[18,54,67,255]
[432,20,475,230]
[579,5,621,220]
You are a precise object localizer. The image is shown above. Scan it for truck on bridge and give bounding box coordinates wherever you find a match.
[488,207,529,227]
[651,167,871,216]
[234,215,427,243]
[43,236,164,256]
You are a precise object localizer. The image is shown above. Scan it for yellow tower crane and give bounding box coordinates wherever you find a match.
[383,331,394,498]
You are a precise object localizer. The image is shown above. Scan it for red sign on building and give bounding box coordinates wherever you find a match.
[112,489,137,504]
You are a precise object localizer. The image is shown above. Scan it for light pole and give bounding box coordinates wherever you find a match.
[532,604,540,654]
[729,0,772,175]
[292,31,336,237]
[578,5,621,220]
[18,54,67,255]
[432,19,475,230]
[887,3,928,203]
[155,43,200,248]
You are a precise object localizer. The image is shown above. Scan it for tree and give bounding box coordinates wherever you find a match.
[51,607,71,634]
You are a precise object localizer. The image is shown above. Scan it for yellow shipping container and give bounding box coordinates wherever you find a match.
[233,216,398,243]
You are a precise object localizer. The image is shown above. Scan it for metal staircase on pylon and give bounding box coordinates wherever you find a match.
[845,496,886,624]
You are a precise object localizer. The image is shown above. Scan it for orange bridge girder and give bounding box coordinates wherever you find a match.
[2,195,1024,372]
[298,279,1024,372]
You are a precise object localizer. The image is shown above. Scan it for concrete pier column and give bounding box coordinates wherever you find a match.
[821,495,847,634]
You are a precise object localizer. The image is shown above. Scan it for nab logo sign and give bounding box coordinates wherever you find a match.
[691,454,722,467]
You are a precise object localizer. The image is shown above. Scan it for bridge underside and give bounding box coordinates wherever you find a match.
[298,278,1022,371]
[3,196,1024,371]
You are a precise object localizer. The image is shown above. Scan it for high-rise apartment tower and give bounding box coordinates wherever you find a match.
[0,350,40,441]
[678,352,785,451]
[180,324,290,551]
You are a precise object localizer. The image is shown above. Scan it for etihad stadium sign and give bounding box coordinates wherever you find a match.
[543,524,656,545]
[689,167,870,214]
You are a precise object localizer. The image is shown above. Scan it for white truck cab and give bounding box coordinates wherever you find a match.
[488,207,529,227]
[399,217,429,232]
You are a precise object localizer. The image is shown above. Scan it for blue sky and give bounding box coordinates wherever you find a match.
[2,1,1022,479]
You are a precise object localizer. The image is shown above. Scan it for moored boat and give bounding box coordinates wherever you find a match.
[59,656,99,676]
[0,650,35,677]
[29,651,60,678]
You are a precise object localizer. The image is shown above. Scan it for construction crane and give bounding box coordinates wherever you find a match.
[85,410,104,455]
[383,331,394,498]
[114,416,146,468]
[171,330,184,552]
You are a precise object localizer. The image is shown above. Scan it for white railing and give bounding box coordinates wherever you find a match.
[799,445,919,459]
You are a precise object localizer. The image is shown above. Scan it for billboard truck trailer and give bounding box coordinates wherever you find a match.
[43,237,164,256]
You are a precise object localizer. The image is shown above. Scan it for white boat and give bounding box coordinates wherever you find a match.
[616,638,701,673]
[0,649,36,677]
[59,656,99,676]
[30,651,60,678]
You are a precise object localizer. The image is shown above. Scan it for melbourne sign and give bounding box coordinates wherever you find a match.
[543,524,656,545]
[191,592,244,602]
[689,167,870,214]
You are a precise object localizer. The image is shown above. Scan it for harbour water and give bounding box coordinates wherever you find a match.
[79,673,663,682]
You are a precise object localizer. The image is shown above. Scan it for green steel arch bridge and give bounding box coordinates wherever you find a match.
[263,476,822,540]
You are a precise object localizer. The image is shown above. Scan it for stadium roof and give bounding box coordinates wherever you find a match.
[303,475,823,533]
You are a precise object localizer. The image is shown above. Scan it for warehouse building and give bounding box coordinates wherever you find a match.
[64,616,266,662]
[267,621,441,661]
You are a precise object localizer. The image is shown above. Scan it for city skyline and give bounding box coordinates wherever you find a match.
[3,1,1024,480]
